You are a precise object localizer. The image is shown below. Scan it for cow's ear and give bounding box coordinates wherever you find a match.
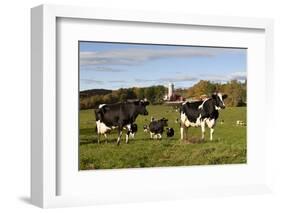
[100,106,109,114]
[222,94,228,99]
[212,94,217,99]
[141,98,149,106]
[100,107,106,114]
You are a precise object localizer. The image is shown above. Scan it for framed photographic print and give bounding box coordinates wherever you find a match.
[78,41,247,170]
[31,4,274,208]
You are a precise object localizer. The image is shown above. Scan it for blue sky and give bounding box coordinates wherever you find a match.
[79,41,247,91]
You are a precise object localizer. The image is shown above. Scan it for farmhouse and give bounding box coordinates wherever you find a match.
[163,82,186,102]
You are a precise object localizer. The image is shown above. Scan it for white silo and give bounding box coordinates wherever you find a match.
[168,83,174,100]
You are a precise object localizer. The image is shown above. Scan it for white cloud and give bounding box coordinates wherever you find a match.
[80,79,104,85]
[80,47,243,67]
[200,71,247,82]
[82,66,125,72]
[229,72,247,81]
[134,75,197,84]
[133,71,246,86]
[81,71,246,90]
[109,80,127,83]
[160,75,198,83]
[134,78,158,83]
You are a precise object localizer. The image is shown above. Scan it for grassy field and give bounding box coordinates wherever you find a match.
[79,105,247,170]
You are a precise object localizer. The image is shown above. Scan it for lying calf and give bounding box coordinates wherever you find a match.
[149,118,168,139]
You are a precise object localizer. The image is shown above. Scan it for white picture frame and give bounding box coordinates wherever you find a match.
[31,4,274,208]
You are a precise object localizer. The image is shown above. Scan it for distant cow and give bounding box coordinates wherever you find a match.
[95,99,149,145]
[143,124,149,133]
[149,118,168,139]
[166,127,174,137]
[236,120,246,126]
[180,93,227,141]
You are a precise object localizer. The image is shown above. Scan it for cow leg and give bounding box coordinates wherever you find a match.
[96,122,100,144]
[201,121,205,141]
[180,126,184,140]
[180,125,187,141]
[210,128,214,141]
[125,124,131,144]
[104,133,108,144]
[97,133,100,144]
[206,119,216,141]
[117,126,123,145]
[150,132,154,139]
[97,129,100,144]
[125,132,130,144]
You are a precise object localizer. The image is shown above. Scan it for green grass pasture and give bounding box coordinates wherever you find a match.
[79,105,246,170]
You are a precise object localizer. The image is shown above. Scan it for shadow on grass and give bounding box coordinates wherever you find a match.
[79,132,223,146]
[80,136,181,146]
[79,138,117,145]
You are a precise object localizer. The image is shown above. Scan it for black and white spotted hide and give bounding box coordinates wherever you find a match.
[180,93,227,141]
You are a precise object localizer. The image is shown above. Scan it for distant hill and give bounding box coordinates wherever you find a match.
[80,89,112,98]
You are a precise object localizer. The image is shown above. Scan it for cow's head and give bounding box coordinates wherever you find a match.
[160,118,168,126]
[95,104,110,121]
[134,99,150,115]
[212,93,228,110]
[94,109,102,121]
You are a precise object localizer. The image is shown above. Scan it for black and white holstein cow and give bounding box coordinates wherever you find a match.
[95,99,149,145]
[180,93,227,142]
[148,118,168,139]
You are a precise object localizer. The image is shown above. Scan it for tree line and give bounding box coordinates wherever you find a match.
[79,80,246,110]
[80,86,166,109]
[182,80,247,107]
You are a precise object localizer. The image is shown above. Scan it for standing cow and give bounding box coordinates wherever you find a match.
[180,93,227,142]
[95,99,149,145]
